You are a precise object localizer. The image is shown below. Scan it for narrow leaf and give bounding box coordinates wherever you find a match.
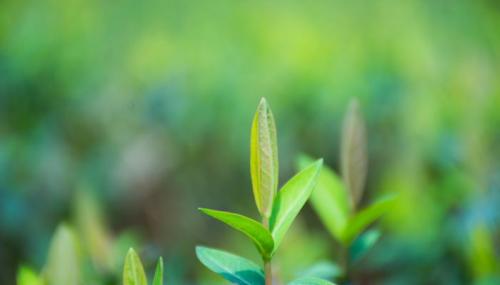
[341,98,367,208]
[17,266,42,285]
[152,257,163,285]
[250,97,279,218]
[42,224,80,285]
[349,229,381,263]
[288,277,337,285]
[123,248,147,285]
[196,246,264,285]
[341,195,396,244]
[298,155,350,241]
[270,159,323,251]
[199,208,274,260]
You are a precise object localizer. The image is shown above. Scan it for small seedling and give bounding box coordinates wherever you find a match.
[297,98,395,281]
[123,248,163,285]
[196,98,334,285]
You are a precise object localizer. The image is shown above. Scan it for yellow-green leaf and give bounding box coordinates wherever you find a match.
[42,224,80,285]
[298,155,350,242]
[17,266,42,285]
[270,159,322,251]
[250,97,279,218]
[123,248,147,285]
[341,98,367,208]
[199,208,274,260]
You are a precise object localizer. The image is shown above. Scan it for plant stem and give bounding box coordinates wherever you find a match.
[262,217,272,285]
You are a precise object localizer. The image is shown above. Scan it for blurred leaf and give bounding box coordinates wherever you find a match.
[17,266,42,285]
[152,257,163,285]
[469,223,499,281]
[42,224,80,285]
[270,159,323,252]
[74,189,114,272]
[251,97,279,218]
[196,246,264,285]
[199,208,274,260]
[341,98,367,208]
[298,261,342,280]
[123,248,147,285]
[288,276,337,285]
[342,195,396,244]
[298,155,350,241]
[349,229,381,263]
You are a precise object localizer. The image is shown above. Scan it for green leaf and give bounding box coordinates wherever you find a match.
[250,97,279,218]
[297,155,350,242]
[196,246,264,285]
[342,195,396,244]
[270,159,323,251]
[298,261,342,280]
[123,248,147,285]
[199,208,274,260]
[42,224,80,285]
[152,257,163,285]
[341,98,367,208]
[288,277,337,285]
[349,229,381,263]
[17,266,42,285]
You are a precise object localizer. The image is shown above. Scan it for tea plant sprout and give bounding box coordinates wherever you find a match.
[122,248,163,285]
[297,98,395,281]
[196,98,335,285]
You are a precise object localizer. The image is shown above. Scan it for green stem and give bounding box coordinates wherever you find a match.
[262,217,272,285]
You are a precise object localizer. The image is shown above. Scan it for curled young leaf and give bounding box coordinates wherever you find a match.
[123,248,147,285]
[341,98,367,208]
[270,159,323,251]
[196,246,264,285]
[251,97,279,219]
[152,257,163,285]
[199,208,274,260]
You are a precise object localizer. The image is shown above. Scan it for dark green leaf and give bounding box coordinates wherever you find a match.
[196,246,264,285]
[199,208,274,260]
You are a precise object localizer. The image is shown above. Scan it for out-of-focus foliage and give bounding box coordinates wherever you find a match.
[1,0,499,284]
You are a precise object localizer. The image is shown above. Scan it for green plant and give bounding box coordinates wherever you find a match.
[297,98,395,282]
[196,98,333,285]
[122,248,163,285]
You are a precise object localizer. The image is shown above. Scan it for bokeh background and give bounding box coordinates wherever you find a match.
[1,0,499,284]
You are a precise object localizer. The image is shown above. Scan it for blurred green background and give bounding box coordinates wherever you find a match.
[1,0,499,284]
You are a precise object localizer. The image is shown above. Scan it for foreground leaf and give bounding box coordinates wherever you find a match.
[196,246,264,285]
[123,248,147,285]
[199,208,274,260]
[342,195,396,244]
[270,159,323,251]
[250,97,279,218]
[341,98,367,208]
[42,224,80,285]
[152,257,163,285]
[17,266,42,285]
[288,276,337,285]
[298,155,350,241]
[349,229,381,262]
